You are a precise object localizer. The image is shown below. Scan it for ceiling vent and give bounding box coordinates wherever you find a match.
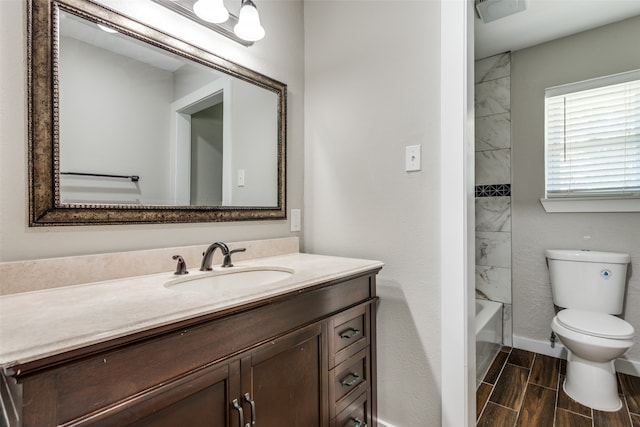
[476,0,527,23]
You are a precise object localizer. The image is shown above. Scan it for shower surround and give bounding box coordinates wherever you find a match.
[475,52,512,346]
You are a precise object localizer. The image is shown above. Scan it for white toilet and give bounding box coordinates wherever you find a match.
[546,249,634,412]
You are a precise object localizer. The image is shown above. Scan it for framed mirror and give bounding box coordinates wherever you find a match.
[28,0,286,226]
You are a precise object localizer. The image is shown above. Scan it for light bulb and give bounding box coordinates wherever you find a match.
[193,0,229,24]
[234,0,265,42]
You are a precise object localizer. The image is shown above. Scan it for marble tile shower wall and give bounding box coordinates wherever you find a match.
[475,53,512,346]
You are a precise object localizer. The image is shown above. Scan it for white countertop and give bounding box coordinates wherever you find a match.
[0,253,382,370]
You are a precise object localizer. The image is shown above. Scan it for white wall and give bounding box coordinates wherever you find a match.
[304,1,445,425]
[0,0,304,262]
[230,78,278,206]
[511,16,640,363]
[59,37,173,205]
[173,63,223,100]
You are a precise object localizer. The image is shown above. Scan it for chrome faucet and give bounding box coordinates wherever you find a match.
[200,242,230,271]
[200,242,247,270]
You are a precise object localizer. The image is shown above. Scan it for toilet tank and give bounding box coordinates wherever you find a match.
[546,249,631,314]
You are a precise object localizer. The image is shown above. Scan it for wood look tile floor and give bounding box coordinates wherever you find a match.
[477,347,640,427]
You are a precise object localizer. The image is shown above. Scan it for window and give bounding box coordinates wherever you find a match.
[542,70,640,212]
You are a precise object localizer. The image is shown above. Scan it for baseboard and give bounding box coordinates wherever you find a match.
[378,419,397,427]
[512,335,640,376]
[512,335,567,359]
[616,357,640,376]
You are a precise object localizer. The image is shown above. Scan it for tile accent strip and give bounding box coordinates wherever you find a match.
[475,184,511,198]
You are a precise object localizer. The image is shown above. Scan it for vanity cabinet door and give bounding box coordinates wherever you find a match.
[71,360,242,427]
[240,323,328,427]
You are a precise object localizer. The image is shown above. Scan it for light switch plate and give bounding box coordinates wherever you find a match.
[290,209,301,232]
[405,145,421,171]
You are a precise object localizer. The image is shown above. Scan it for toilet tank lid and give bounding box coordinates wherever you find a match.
[557,309,635,339]
[545,249,630,264]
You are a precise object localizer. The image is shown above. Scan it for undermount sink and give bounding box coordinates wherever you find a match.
[164,268,293,295]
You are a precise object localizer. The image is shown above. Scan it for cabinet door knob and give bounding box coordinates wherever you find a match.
[340,372,361,387]
[232,398,244,427]
[244,392,256,426]
[352,417,364,427]
[340,328,361,339]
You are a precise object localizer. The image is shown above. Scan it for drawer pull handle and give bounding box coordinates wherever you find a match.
[341,372,361,387]
[340,328,361,339]
[352,417,364,427]
[244,393,256,426]
[232,398,244,427]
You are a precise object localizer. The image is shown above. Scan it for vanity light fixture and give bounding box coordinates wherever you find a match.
[234,0,265,42]
[193,0,229,24]
[151,0,264,46]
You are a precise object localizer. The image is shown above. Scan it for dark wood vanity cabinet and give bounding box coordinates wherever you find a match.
[3,270,379,427]
[240,324,325,426]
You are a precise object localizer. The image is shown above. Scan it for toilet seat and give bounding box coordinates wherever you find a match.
[556,309,634,340]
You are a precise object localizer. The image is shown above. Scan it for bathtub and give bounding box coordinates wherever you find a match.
[476,299,503,387]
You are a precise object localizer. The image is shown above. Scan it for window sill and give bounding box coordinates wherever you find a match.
[540,197,640,213]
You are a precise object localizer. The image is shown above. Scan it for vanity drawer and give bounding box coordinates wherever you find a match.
[330,348,370,418]
[332,391,371,427]
[329,303,370,368]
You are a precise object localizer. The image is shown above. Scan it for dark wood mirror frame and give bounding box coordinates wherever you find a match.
[28,0,286,226]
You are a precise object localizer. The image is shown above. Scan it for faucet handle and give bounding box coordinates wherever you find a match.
[172,255,189,275]
[223,248,247,268]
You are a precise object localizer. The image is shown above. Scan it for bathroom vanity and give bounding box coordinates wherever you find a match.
[0,252,382,427]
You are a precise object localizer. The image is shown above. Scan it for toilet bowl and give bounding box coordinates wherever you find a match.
[546,249,633,411]
[552,309,634,411]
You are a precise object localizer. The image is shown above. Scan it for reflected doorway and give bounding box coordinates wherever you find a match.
[190,101,223,206]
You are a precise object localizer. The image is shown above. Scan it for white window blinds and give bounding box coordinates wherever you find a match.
[544,70,640,199]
